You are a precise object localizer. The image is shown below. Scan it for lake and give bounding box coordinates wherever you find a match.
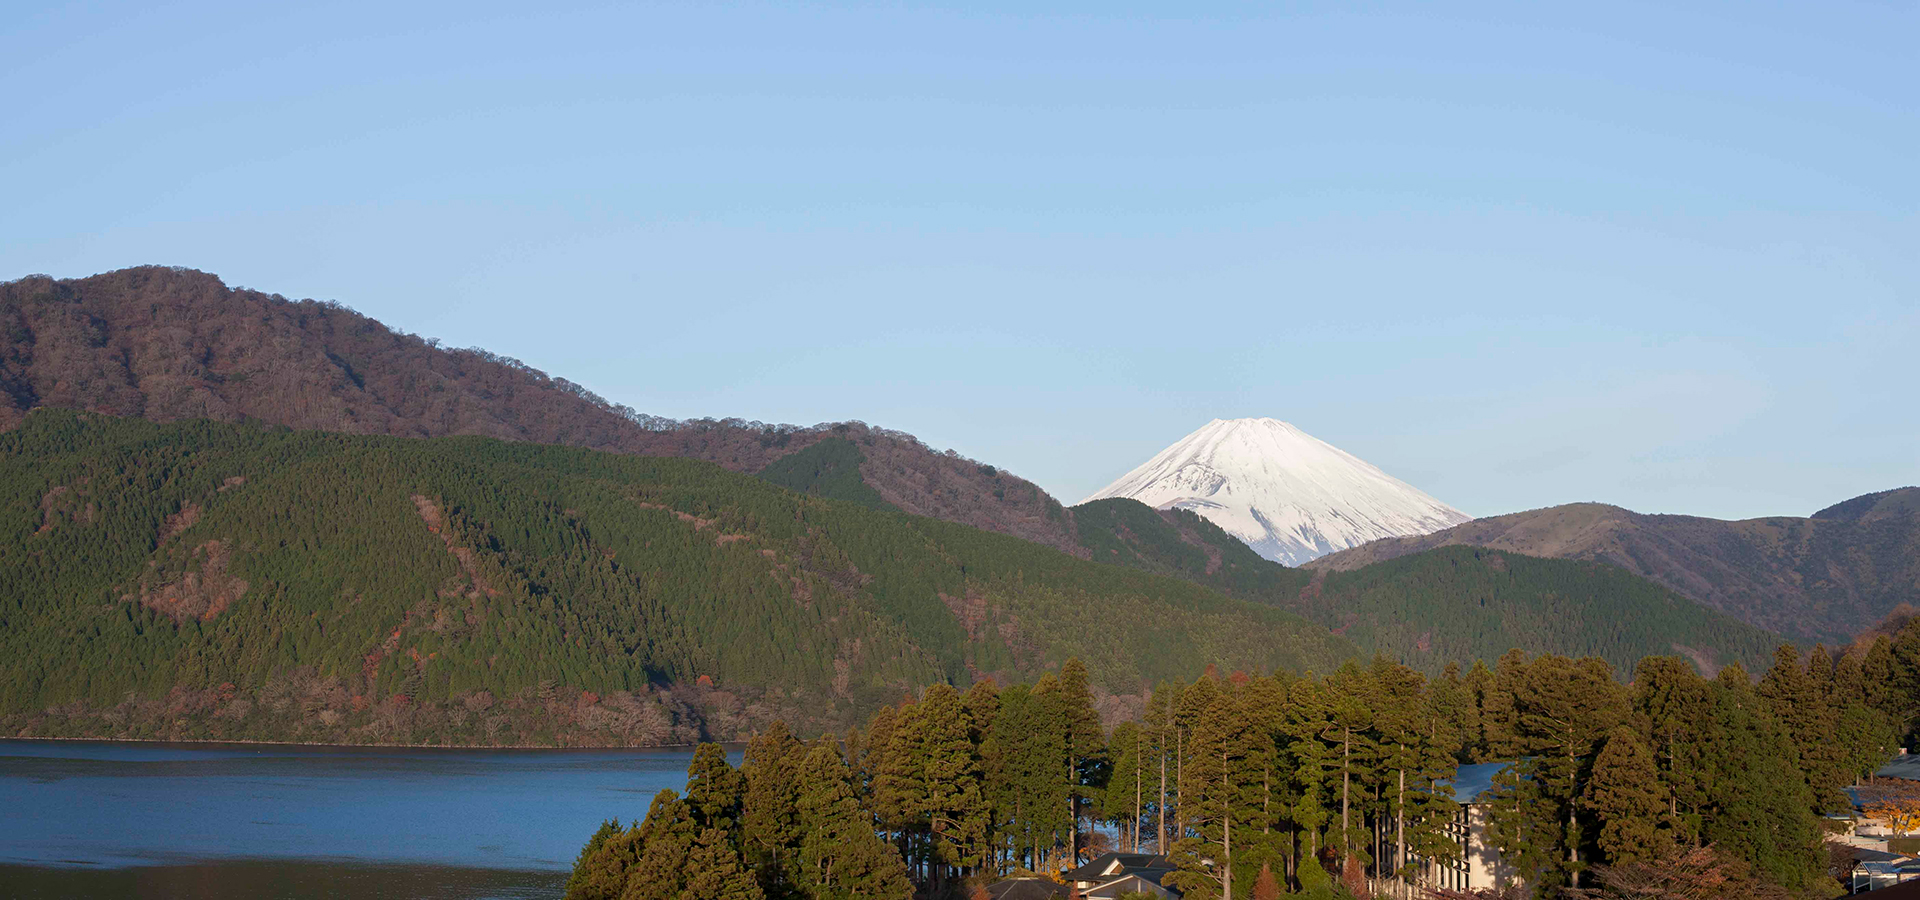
[0,739,708,900]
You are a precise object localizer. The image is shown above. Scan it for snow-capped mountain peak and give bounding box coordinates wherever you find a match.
[1081,418,1470,566]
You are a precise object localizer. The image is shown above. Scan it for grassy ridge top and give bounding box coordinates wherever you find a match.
[0,410,1354,744]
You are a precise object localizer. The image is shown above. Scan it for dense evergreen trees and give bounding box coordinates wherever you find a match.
[577,635,1920,900]
[0,409,1352,744]
[1071,499,1783,676]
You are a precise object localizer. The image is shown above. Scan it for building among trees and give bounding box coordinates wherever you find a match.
[1410,761,1523,894]
[1067,851,1179,897]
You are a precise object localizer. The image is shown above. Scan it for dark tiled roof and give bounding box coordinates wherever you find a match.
[1123,867,1176,887]
[1068,852,1172,880]
[1846,847,1912,864]
[984,878,1072,900]
[1877,753,1920,781]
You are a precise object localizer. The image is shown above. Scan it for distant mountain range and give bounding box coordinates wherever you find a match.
[5,266,1883,745]
[1083,417,1470,565]
[1307,489,1920,645]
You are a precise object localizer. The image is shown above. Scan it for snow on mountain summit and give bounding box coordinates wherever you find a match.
[1081,418,1471,566]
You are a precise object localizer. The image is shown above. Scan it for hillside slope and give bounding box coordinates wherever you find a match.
[0,267,1082,555]
[1070,497,1780,674]
[0,410,1353,746]
[1306,492,1920,644]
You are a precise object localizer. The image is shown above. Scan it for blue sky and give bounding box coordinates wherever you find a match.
[3,1,1913,519]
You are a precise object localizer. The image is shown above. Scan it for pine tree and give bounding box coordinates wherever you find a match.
[882,683,989,890]
[1481,650,1528,760]
[623,789,699,900]
[687,742,745,834]
[1462,659,1497,763]
[565,821,643,900]
[1057,658,1106,869]
[1176,674,1222,845]
[1232,673,1291,887]
[1106,720,1143,852]
[991,682,1066,872]
[1166,687,1261,900]
[1293,853,1338,900]
[742,723,806,898]
[1757,644,1848,812]
[1582,725,1672,866]
[1283,676,1335,866]
[1697,665,1827,895]
[566,818,624,899]
[1144,680,1180,853]
[1324,661,1377,865]
[1428,662,1476,765]
[678,826,766,900]
[1486,654,1627,890]
[1631,655,1714,845]
[963,679,1001,744]
[795,742,913,900]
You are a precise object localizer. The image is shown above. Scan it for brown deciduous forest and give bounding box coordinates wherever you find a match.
[0,267,1083,554]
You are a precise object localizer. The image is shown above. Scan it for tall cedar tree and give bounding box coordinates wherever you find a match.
[1581,725,1673,866]
[687,742,745,834]
[1056,658,1107,869]
[795,742,913,900]
[1485,653,1628,891]
[622,789,702,900]
[1757,645,1850,813]
[879,684,990,891]
[678,827,767,900]
[1631,656,1716,845]
[1166,688,1262,900]
[1698,666,1827,894]
[742,723,806,898]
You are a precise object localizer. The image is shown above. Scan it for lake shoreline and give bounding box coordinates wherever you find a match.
[0,733,718,752]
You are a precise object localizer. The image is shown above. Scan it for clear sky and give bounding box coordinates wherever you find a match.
[3,1,1913,520]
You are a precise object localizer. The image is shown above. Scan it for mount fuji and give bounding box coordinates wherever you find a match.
[1081,418,1471,566]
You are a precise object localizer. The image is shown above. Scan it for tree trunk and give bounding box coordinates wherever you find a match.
[1069,753,1079,869]
[1568,738,1581,888]
[1341,726,1352,856]
[1177,728,1185,840]
[1396,764,1406,893]
[1223,748,1233,900]
[1135,739,1144,852]
[1158,739,1168,852]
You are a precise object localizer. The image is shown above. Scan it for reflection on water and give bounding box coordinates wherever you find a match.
[0,739,710,899]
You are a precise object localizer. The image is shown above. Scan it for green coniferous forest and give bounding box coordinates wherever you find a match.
[0,409,1353,745]
[571,634,1920,900]
[1071,498,1782,675]
[757,436,896,512]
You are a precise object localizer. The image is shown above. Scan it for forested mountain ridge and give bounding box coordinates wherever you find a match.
[0,267,1083,555]
[1306,490,1920,644]
[1070,498,1782,675]
[0,409,1355,746]
[0,267,1793,686]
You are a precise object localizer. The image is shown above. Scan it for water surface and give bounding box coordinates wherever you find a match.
[0,739,703,899]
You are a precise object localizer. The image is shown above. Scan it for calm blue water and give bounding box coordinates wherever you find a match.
[0,740,707,899]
